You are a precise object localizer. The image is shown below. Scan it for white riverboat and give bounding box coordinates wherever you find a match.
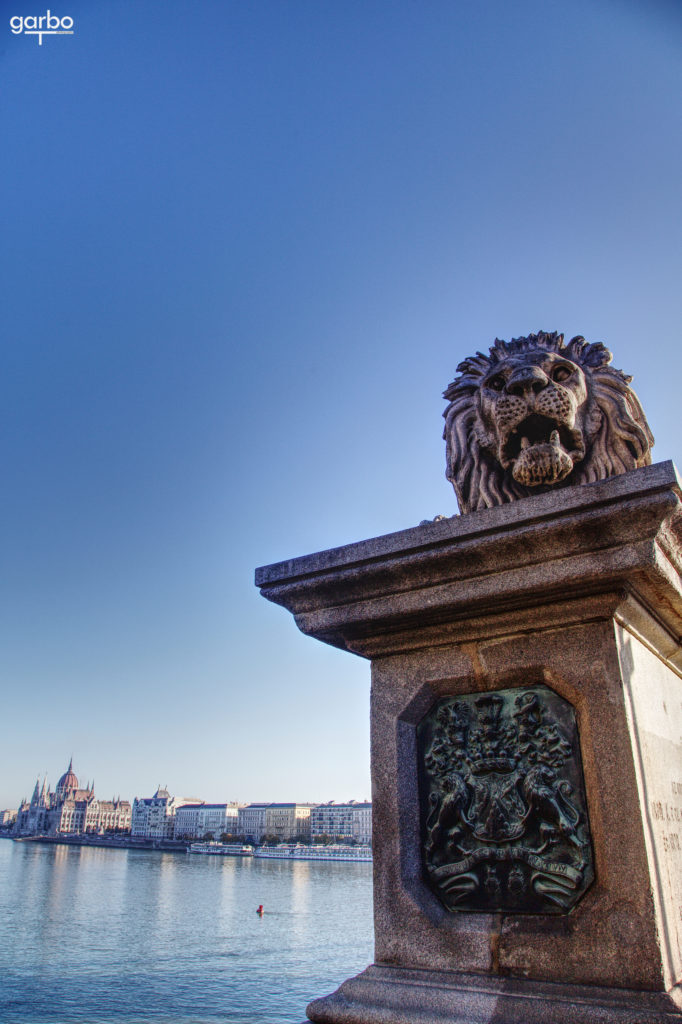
[189,842,254,856]
[254,844,372,862]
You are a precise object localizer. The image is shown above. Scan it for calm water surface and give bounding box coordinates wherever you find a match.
[0,840,373,1024]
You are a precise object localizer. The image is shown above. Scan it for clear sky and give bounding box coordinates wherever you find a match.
[1,0,681,809]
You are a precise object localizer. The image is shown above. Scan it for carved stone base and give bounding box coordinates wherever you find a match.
[306,965,682,1024]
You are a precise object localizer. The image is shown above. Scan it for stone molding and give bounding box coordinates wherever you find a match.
[306,965,682,1024]
[256,461,682,661]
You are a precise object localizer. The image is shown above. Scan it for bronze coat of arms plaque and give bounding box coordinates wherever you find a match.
[417,685,594,914]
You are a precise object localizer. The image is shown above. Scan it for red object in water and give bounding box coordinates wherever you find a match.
[257,904,264,915]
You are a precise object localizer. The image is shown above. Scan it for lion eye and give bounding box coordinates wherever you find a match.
[487,376,505,391]
[552,365,572,383]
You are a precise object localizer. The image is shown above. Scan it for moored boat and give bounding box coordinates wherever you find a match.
[254,844,372,862]
[189,842,254,856]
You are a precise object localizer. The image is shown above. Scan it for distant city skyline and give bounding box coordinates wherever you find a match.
[7,755,373,847]
[2,0,681,809]
[5,757,370,810]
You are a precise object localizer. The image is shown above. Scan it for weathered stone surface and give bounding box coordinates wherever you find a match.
[369,619,667,991]
[256,462,682,662]
[616,625,682,994]
[257,462,682,1023]
[442,331,654,514]
[306,965,682,1023]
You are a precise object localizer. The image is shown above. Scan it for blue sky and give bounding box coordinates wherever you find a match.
[1,0,681,809]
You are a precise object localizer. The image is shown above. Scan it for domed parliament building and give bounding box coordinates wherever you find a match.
[14,759,131,836]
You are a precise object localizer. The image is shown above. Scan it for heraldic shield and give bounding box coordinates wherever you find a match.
[417,685,594,914]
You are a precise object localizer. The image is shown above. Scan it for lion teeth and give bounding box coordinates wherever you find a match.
[520,436,530,450]
[550,430,560,446]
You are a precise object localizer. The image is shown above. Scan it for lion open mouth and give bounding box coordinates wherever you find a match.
[501,414,585,488]
[502,414,581,463]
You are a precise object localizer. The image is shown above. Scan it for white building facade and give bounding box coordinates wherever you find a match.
[264,803,312,842]
[131,787,177,838]
[197,803,239,837]
[310,801,372,844]
[174,803,240,839]
[174,803,201,839]
[350,802,372,845]
[238,803,270,842]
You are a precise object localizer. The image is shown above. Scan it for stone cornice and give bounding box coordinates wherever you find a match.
[256,462,682,658]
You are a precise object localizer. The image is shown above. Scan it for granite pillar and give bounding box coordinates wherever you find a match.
[256,462,682,1024]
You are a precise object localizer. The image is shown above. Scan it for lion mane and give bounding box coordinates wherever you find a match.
[443,331,654,514]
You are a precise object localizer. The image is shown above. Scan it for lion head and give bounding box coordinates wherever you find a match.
[443,331,654,514]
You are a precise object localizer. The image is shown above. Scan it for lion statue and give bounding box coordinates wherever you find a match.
[443,331,654,514]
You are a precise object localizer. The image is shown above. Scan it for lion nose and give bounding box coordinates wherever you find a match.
[506,366,550,398]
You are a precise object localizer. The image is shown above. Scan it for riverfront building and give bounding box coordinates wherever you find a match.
[174,802,240,839]
[14,760,131,836]
[131,787,180,838]
[310,801,372,845]
[265,803,312,842]
[173,802,201,839]
[236,803,313,842]
[238,803,269,842]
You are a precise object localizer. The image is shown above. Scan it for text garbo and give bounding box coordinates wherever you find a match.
[10,11,74,43]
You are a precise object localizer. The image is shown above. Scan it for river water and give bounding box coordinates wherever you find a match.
[0,840,374,1024]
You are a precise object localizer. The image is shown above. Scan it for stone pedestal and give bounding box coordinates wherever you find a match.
[256,462,682,1024]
